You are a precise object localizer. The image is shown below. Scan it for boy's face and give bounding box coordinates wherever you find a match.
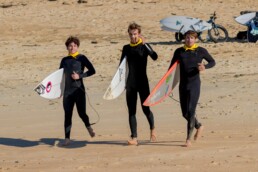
[128,29,140,44]
[185,34,196,47]
[67,42,79,54]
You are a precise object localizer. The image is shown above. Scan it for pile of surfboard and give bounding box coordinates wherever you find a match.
[160,16,212,34]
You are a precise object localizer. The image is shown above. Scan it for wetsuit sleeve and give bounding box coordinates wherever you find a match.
[79,56,96,78]
[201,48,216,69]
[168,48,180,70]
[144,43,158,61]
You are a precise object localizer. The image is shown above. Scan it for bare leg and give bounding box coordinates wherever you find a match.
[194,126,204,141]
[87,126,95,138]
[183,139,191,147]
[150,128,157,142]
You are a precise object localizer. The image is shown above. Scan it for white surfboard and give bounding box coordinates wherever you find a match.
[235,12,256,25]
[34,68,65,99]
[160,16,212,34]
[161,25,179,33]
[103,57,128,100]
[143,61,180,106]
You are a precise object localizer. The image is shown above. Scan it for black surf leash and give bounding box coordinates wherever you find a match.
[169,93,180,103]
[75,80,100,126]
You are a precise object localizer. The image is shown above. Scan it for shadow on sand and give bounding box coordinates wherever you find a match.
[0,137,130,149]
[0,137,186,148]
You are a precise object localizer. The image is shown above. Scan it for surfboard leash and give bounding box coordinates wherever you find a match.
[169,93,201,105]
[169,93,180,103]
[85,90,100,126]
[75,80,100,126]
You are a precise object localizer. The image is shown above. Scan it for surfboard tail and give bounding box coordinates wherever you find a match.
[34,68,65,100]
[143,61,180,106]
[103,56,128,100]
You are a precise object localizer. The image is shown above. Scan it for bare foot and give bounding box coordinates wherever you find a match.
[183,140,191,147]
[194,126,204,141]
[62,138,71,146]
[150,128,157,142]
[87,126,95,138]
[127,138,138,146]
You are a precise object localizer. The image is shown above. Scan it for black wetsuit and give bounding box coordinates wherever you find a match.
[59,54,95,139]
[120,43,158,138]
[169,47,215,140]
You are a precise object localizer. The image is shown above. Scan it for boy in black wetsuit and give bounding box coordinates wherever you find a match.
[169,30,215,147]
[59,36,96,146]
[120,22,158,145]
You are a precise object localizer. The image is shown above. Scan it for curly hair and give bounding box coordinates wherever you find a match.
[65,36,80,47]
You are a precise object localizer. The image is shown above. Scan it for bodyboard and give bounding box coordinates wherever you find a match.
[103,57,128,100]
[34,68,65,99]
[143,61,180,106]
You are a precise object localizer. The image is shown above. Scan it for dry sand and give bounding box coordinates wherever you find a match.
[0,0,258,171]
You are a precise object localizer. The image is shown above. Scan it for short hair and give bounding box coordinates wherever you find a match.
[184,30,198,39]
[128,22,141,34]
[65,36,80,47]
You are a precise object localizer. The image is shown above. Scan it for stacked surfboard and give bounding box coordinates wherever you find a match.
[160,16,212,34]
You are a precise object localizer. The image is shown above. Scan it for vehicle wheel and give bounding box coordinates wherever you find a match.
[208,25,229,43]
[175,32,184,42]
[198,31,209,43]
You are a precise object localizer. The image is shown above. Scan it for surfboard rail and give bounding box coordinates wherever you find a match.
[34,68,65,99]
[143,61,180,106]
[103,56,128,100]
[160,16,212,34]
[235,12,257,26]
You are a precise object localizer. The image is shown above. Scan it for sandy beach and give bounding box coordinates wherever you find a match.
[0,0,258,171]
